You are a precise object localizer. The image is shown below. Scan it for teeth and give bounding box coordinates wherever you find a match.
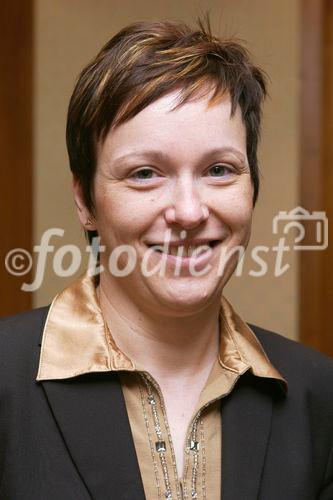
[188,244,210,257]
[164,244,210,258]
[188,245,198,257]
[150,243,214,257]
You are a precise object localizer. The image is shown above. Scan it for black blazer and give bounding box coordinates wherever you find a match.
[0,306,333,500]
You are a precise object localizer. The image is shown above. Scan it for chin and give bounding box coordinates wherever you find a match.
[152,283,219,315]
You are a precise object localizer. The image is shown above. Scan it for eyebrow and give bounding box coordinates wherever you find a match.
[111,147,247,166]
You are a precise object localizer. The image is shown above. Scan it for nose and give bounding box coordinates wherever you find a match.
[164,177,209,229]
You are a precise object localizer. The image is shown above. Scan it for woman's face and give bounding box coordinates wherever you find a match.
[74,89,254,316]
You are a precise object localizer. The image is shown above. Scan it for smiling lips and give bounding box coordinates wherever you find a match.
[147,239,221,258]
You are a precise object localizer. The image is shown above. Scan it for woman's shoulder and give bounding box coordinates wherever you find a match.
[0,306,50,371]
[249,322,333,395]
[0,306,50,338]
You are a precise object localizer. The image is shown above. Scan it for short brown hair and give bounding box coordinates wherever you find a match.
[66,16,267,243]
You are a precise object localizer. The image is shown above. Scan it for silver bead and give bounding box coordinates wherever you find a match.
[190,440,199,452]
[156,440,166,452]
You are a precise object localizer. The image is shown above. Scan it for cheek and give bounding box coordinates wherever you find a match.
[94,189,156,241]
[233,201,253,239]
[227,208,253,246]
[215,183,253,229]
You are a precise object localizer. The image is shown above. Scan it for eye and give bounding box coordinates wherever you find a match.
[207,164,234,177]
[129,168,158,181]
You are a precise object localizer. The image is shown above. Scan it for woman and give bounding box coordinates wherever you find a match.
[1,18,333,500]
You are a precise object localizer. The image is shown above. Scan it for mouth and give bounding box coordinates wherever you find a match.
[146,240,221,258]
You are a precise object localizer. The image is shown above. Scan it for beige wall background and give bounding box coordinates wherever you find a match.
[33,0,300,340]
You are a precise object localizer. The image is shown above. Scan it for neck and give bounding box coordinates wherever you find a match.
[97,277,221,384]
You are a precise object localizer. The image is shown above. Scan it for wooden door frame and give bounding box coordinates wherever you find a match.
[300,0,333,356]
[0,2,33,316]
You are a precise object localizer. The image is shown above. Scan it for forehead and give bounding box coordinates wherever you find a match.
[98,89,247,163]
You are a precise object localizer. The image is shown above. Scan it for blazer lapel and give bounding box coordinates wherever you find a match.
[220,372,281,500]
[41,372,146,500]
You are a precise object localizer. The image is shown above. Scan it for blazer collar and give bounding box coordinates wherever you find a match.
[220,371,280,499]
[41,372,146,499]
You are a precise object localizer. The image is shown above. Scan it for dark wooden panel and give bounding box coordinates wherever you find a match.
[0,2,33,316]
[321,0,333,355]
[300,0,333,356]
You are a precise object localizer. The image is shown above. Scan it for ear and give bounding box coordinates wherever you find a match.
[72,175,97,231]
